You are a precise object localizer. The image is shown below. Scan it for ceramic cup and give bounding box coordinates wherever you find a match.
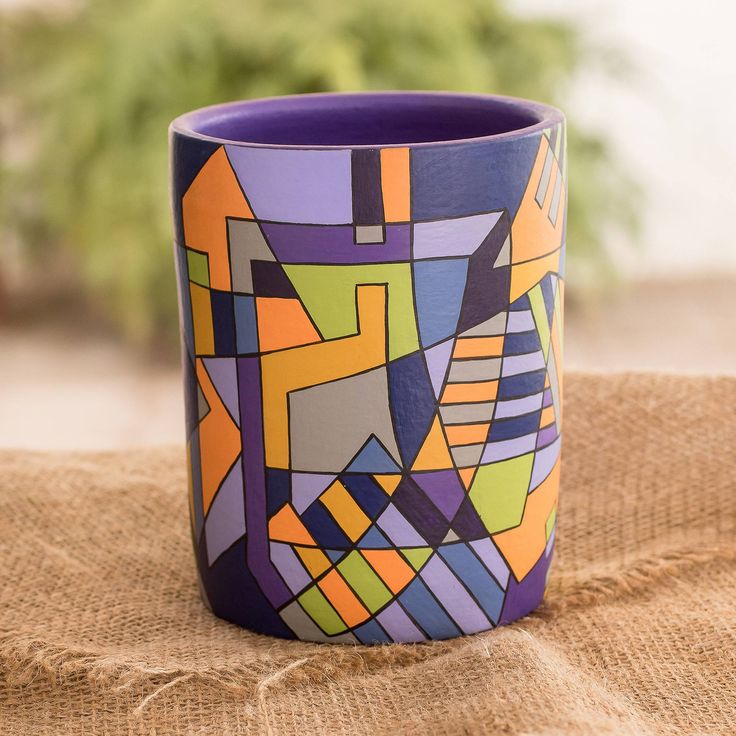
[170,92,566,643]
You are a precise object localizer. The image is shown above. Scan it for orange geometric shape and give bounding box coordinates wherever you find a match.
[261,284,388,469]
[458,467,477,490]
[373,474,402,495]
[440,380,498,405]
[539,404,555,428]
[182,147,253,291]
[492,458,560,580]
[509,248,561,302]
[318,569,370,628]
[453,336,504,359]
[295,546,331,577]
[320,480,371,543]
[190,283,214,355]
[362,549,415,594]
[196,358,241,514]
[444,423,490,447]
[268,504,315,546]
[510,135,565,265]
[412,416,454,470]
[380,147,410,222]
[256,297,321,353]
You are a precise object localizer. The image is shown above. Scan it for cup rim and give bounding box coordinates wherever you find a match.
[170,90,564,150]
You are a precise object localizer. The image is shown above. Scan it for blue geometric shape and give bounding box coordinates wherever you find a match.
[345,436,401,474]
[341,474,389,518]
[399,577,461,640]
[509,292,530,311]
[301,503,351,548]
[489,411,542,442]
[211,289,236,355]
[325,549,348,564]
[354,618,391,644]
[388,350,436,467]
[438,543,505,624]
[265,468,290,517]
[234,295,258,354]
[497,369,546,400]
[413,258,469,348]
[503,329,542,356]
[357,526,392,548]
[411,135,541,221]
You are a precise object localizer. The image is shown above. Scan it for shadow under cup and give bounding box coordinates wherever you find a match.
[170,92,566,643]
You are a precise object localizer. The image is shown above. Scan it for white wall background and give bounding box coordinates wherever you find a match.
[516,0,736,277]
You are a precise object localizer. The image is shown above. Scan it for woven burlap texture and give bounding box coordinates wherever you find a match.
[1,372,735,735]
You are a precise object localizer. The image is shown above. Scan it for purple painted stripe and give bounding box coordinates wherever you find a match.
[238,357,291,608]
[494,391,544,419]
[413,212,502,259]
[262,222,410,263]
[505,310,535,333]
[542,388,553,408]
[376,601,426,643]
[420,555,491,634]
[501,351,546,377]
[530,436,561,489]
[536,423,559,449]
[469,537,510,589]
[481,432,537,463]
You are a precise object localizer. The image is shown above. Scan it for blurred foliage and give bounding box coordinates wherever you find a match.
[1,0,637,345]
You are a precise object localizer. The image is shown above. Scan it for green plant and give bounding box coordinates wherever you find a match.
[1,0,637,345]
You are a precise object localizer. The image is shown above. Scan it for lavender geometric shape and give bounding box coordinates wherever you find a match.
[481,432,538,464]
[225,146,353,224]
[205,458,245,565]
[202,357,240,425]
[501,350,547,377]
[376,504,428,546]
[291,473,336,514]
[469,537,510,589]
[413,212,503,259]
[376,601,426,643]
[420,555,491,634]
[537,424,558,449]
[494,391,545,419]
[530,436,561,490]
[505,309,536,333]
[269,542,311,594]
[424,338,454,398]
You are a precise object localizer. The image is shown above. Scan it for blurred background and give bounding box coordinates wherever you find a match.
[1,0,735,449]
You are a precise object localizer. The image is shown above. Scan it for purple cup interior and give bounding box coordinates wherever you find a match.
[173,92,557,148]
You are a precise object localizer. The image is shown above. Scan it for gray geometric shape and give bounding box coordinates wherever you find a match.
[448,357,501,383]
[279,600,358,644]
[460,311,507,337]
[355,224,385,244]
[197,384,210,422]
[493,235,511,268]
[440,402,495,425]
[548,172,562,226]
[227,218,275,293]
[289,366,401,473]
[442,529,460,543]
[535,148,554,207]
[450,443,485,467]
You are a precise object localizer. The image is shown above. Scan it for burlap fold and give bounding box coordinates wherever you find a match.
[1,372,734,735]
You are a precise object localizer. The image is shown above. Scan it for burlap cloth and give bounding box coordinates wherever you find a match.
[1,372,735,735]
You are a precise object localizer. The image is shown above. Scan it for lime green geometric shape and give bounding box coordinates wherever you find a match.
[545,505,557,541]
[297,585,346,636]
[283,263,419,360]
[469,452,534,534]
[401,547,433,572]
[337,551,392,613]
[186,249,210,288]
[528,283,551,361]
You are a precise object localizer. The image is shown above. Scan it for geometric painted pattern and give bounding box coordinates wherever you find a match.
[172,118,566,643]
